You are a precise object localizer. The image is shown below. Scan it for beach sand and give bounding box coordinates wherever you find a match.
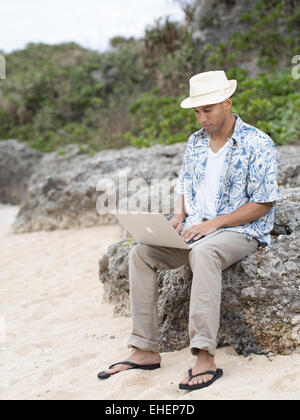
[0,203,299,400]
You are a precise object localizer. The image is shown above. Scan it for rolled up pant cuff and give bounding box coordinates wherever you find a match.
[190,338,217,357]
[127,334,159,353]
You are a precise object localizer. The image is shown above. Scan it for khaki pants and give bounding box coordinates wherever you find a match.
[127,230,259,356]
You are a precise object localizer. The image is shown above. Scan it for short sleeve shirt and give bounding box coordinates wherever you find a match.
[175,114,281,247]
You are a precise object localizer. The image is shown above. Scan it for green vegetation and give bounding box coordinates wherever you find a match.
[126,70,300,146]
[123,87,198,147]
[0,0,299,153]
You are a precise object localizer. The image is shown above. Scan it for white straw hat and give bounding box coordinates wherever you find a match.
[180,70,237,108]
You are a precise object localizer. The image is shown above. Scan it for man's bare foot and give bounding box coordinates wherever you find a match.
[180,350,217,386]
[104,349,161,375]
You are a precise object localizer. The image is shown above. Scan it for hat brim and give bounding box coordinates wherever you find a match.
[180,79,237,109]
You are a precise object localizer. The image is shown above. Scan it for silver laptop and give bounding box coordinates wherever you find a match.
[115,212,225,249]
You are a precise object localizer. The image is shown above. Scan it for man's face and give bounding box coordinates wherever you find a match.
[193,100,230,135]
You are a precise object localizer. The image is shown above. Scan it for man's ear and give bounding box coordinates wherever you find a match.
[225,98,232,108]
[222,98,232,111]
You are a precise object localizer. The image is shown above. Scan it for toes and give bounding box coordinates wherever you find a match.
[106,365,123,374]
[204,374,213,383]
[105,368,117,375]
[188,375,213,386]
[180,374,190,385]
[188,378,199,386]
[180,380,189,385]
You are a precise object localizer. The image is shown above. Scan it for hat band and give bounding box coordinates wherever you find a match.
[190,87,229,98]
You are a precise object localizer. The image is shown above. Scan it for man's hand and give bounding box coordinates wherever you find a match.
[169,213,186,233]
[181,219,220,242]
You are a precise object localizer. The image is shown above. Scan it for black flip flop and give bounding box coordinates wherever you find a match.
[179,368,223,391]
[97,360,161,380]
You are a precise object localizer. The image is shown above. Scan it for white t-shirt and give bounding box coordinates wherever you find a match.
[202,138,230,219]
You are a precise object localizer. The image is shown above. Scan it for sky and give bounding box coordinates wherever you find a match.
[1,0,185,54]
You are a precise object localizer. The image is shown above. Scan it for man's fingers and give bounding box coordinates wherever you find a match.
[183,231,203,241]
[176,223,182,233]
[193,234,202,240]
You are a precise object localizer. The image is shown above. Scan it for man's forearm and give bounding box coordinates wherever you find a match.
[215,202,273,229]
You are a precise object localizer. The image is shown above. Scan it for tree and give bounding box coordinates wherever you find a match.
[173,0,201,26]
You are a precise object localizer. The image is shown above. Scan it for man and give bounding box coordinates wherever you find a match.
[98,70,280,391]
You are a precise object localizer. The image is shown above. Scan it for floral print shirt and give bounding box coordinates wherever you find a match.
[175,114,281,247]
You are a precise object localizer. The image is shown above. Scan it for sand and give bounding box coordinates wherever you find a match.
[0,203,299,400]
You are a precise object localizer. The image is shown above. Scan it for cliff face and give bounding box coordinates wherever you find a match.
[192,0,298,44]
[191,0,255,45]
[189,0,299,76]
[0,140,42,205]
